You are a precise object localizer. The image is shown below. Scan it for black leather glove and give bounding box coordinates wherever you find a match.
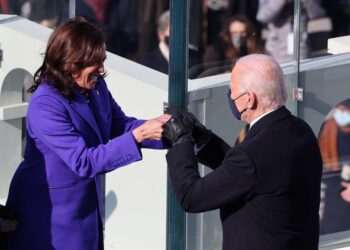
[163,112,194,147]
[183,112,211,148]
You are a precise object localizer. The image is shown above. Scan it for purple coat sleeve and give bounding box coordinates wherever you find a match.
[27,94,143,178]
[108,91,165,149]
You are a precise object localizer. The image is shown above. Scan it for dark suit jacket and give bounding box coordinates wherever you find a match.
[138,47,203,78]
[138,47,168,74]
[166,106,322,250]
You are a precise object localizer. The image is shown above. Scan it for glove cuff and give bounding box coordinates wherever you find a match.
[173,134,195,146]
[195,130,212,148]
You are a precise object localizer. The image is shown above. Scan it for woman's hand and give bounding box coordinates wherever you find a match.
[132,114,171,143]
[340,181,350,203]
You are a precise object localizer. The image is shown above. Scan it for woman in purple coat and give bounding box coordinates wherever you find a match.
[5,17,170,250]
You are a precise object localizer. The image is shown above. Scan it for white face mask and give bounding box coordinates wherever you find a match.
[231,35,247,49]
[333,109,350,126]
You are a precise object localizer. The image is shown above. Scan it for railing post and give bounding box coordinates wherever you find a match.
[166,0,189,249]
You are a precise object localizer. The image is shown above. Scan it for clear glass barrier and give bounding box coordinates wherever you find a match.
[0,1,69,28]
[297,53,350,235]
[186,51,350,249]
[2,0,350,249]
[2,1,349,79]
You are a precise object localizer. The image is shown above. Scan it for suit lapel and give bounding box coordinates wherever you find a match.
[245,106,291,140]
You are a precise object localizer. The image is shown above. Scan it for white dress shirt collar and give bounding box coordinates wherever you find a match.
[249,108,277,130]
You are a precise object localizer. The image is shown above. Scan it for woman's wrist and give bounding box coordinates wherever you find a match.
[132,127,145,143]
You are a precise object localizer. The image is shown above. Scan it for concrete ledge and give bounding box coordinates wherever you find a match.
[0,103,28,120]
[319,230,350,250]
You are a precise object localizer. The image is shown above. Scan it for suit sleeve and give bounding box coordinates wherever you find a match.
[195,133,231,169]
[27,95,143,178]
[166,141,256,213]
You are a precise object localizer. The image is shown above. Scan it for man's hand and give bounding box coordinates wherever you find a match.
[182,112,211,148]
[163,112,194,147]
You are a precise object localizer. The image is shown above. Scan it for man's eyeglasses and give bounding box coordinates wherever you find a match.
[227,89,248,101]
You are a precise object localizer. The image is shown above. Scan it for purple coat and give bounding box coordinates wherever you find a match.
[6,78,164,250]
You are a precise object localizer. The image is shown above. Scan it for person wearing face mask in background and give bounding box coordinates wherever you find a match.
[318,99,350,234]
[162,54,322,250]
[138,9,202,78]
[201,15,265,77]
[256,0,326,64]
[138,10,170,75]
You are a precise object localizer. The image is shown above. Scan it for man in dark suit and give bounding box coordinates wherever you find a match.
[163,54,322,250]
[138,9,203,78]
[138,10,170,75]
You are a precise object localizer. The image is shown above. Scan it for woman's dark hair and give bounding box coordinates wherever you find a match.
[219,15,264,64]
[29,17,106,100]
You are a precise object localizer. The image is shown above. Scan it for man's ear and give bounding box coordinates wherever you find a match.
[247,91,257,109]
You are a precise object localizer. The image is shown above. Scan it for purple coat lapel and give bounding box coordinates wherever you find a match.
[70,89,103,142]
[89,88,110,143]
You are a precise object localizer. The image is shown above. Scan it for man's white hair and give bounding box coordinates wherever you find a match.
[158,10,170,33]
[236,54,287,110]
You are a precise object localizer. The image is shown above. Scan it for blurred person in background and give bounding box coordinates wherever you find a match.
[76,0,139,58]
[319,99,350,234]
[202,15,265,77]
[0,0,9,13]
[138,10,170,75]
[227,0,261,40]
[205,0,230,46]
[204,0,261,48]
[257,0,326,64]
[138,9,202,79]
[5,0,66,28]
[5,17,170,250]
[134,0,169,61]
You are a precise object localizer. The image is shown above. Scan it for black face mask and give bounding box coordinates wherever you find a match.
[227,89,247,120]
[227,91,242,120]
[164,36,170,47]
